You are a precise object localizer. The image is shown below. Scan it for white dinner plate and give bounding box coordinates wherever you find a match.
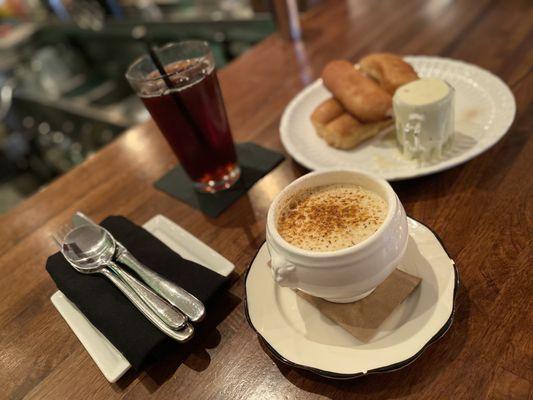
[280,56,516,180]
[244,218,458,378]
[51,214,235,383]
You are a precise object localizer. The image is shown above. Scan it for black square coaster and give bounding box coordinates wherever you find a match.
[154,142,285,218]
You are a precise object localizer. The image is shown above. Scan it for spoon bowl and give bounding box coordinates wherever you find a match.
[61,225,115,273]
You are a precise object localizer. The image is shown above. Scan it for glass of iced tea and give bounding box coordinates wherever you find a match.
[126,41,240,193]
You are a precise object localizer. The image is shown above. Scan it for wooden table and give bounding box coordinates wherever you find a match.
[1,0,531,398]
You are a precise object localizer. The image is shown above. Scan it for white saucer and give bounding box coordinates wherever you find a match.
[244,218,458,378]
[280,56,516,180]
[51,214,235,382]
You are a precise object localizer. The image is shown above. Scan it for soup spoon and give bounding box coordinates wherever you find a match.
[53,224,193,342]
[73,212,206,322]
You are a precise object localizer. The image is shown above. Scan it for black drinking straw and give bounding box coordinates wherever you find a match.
[132,26,210,149]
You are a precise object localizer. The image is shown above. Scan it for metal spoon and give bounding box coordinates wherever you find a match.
[73,213,206,322]
[53,225,194,342]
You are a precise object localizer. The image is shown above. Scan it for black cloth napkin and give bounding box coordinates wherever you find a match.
[46,216,230,369]
[154,142,284,218]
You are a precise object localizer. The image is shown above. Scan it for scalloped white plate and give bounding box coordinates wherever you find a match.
[245,218,458,378]
[280,56,516,180]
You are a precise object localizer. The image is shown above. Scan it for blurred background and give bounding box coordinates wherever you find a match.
[0,0,320,213]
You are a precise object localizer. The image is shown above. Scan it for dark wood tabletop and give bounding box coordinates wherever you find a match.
[1,0,531,398]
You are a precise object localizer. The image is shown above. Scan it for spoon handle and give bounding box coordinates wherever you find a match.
[118,247,206,322]
[107,261,188,330]
[100,268,194,342]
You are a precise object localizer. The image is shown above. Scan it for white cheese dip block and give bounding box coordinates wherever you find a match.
[393,78,455,161]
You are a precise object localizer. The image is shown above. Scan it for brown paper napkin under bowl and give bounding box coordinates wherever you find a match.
[298,269,421,342]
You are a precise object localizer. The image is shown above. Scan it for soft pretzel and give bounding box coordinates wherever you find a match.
[322,60,392,122]
[359,53,419,94]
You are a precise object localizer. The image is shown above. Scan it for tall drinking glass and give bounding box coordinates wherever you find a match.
[126,41,240,193]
